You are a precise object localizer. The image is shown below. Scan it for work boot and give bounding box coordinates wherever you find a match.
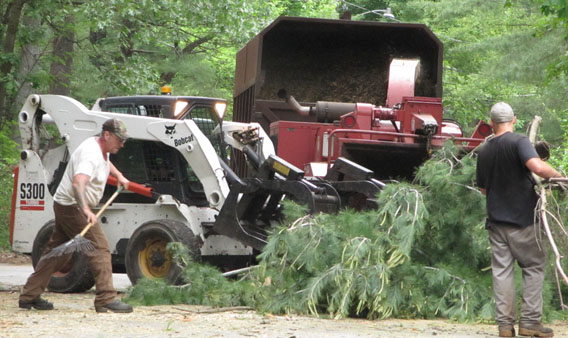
[498,325,515,337]
[518,323,554,337]
[19,297,54,310]
[95,300,133,313]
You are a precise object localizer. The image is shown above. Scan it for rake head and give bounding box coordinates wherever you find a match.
[42,235,96,260]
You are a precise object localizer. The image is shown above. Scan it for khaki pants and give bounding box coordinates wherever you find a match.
[488,222,546,327]
[20,202,117,307]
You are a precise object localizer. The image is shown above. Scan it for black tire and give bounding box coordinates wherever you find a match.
[31,221,95,293]
[125,219,202,285]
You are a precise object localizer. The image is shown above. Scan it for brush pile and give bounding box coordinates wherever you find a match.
[126,144,568,322]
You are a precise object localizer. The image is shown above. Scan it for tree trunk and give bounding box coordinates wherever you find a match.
[119,18,135,60]
[49,14,75,95]
[0,0,26,128]
[13,14,41,111]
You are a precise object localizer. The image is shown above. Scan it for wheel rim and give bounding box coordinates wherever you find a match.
[138,238,172,278]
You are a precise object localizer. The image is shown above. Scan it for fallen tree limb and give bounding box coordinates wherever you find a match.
[538,185,568,286]
[547,178,568,183]
[222,265,259,277]
[529,116,568,290]
[173,306,254,313]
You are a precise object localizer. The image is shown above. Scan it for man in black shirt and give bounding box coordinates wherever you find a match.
[476,102,562,337]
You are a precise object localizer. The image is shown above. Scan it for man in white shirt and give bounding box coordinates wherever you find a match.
[19,118,133,313]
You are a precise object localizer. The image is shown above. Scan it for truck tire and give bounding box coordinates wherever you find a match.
[31,221,95,293]
[125,219,201,285]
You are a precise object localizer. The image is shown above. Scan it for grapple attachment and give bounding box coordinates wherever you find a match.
[213,154,341,249]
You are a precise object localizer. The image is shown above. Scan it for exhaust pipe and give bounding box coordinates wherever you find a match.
[278,89,357,122]
[278,89,311,116]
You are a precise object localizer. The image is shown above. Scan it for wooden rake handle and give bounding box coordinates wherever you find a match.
[78,186,123,237]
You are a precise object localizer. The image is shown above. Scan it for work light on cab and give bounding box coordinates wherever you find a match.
[215,102,227,120]
[161,85,172,95]
[173,101,189,117]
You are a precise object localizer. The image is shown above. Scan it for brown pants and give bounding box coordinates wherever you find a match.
[20,202,117,307]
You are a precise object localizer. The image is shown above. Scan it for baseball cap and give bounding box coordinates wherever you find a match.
[102,118,129,140]
[490,102,514,123]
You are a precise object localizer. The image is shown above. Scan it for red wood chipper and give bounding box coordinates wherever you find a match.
[232,16,490,180]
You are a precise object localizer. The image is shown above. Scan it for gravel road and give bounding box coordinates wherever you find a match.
[0,290,497,338]
[1,260,568,338]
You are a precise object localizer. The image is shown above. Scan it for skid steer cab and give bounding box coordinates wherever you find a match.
[93,94,229,162]
[10,94,377,293]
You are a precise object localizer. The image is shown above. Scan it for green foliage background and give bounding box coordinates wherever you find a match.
[3,0,568,193]
[0,121,19,250]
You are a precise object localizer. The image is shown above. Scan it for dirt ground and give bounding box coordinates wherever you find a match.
[2,291,568,338]
[0,250,32,265]
[2,251,568,338]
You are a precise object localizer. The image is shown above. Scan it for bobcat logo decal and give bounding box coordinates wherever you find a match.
[165,124,176,137]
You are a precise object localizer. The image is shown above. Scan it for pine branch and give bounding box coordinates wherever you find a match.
[124,142,568,321]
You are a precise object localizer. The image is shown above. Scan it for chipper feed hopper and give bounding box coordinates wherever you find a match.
[233,16,490,179]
